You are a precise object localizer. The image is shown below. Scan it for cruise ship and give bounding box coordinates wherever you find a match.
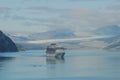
[46,43,65,58]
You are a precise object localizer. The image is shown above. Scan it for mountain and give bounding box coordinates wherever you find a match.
[102,34,120,50]
[0,30,18,52]
[6,29,109,50]
[6,29,77,50]
[104,39,120,50]
[38,29,76,39]
[7,29,76,42]
[93,25,120,36]
[7,33,34,42]
[92,25,120,46]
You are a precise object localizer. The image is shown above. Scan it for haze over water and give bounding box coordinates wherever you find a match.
[0,50,120,80]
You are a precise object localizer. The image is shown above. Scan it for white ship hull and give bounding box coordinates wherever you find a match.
[46,51,65,58]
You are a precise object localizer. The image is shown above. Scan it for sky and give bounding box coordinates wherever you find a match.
[0,0,120,33]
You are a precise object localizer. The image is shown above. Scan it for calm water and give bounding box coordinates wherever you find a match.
[0,50,120,80]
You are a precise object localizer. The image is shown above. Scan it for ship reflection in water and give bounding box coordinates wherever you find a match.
[46,56,65,78]
[46,56,65,64]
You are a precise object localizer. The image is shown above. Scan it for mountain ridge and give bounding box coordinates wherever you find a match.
[93,25,120,36]
[0,30,18,52]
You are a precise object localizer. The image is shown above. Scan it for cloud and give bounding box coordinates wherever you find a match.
[60,8,120,29]
[12,15,65,25]
[27,36,109,44]
[24,0,98,2]
[0,7,11,20]
[13,6,120,32]
[5,0,120,33]
[27,6,70,14]
[0,0,119,34]
[107,5,120,10]
[68,0,97,2]
[0,7,11,13]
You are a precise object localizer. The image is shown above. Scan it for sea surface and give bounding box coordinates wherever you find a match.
[0,50,120,80]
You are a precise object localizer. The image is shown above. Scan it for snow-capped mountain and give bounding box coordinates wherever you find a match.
[105,39,120,50]
[6,25,120,50]
[5,29,77,50]
[6,33,34,42]
[6,29,76,43]
[92,25,120,50]
[93,25,120,36]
